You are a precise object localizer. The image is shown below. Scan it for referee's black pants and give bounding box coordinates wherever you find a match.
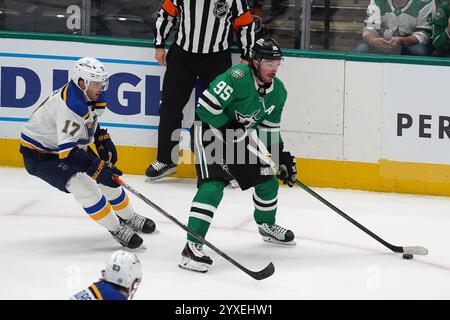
[156,43,232,164]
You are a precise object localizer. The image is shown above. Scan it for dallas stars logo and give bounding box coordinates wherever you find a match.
[231,68,245,79]
[235,110,260,128]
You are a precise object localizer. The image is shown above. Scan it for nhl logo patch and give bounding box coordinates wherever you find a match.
[231,68,245,79]
[213,0,229,19]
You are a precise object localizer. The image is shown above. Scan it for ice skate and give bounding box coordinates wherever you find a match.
[123,213,156,234]
[145,161,177,181]
[179,240,213,273]
[258,223,296,245]
[110,224,144,249]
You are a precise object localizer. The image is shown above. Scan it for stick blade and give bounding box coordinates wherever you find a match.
[247,262,275,280]
[403,246,428,255]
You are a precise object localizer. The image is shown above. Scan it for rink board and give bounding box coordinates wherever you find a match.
[1,33,450,196]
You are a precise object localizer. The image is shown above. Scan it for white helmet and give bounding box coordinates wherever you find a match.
[72,57,109,93]
[102,250,142,296]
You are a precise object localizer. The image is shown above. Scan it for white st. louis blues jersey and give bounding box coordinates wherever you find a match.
[21,81,107,159]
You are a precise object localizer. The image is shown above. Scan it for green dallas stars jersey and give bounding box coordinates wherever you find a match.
[196,64,287,148]
[432,1,450,52]
[363,0,434,43]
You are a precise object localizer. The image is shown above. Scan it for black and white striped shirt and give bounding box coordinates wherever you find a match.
[154,0,255,59]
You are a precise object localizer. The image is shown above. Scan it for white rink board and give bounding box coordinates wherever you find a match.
[0,38,195,149]
[279,57,345,135]
[343,61,382,163]
[1,38,450,166]
[382,63,450,164]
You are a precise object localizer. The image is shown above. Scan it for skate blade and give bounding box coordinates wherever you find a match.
[178,257,209,273]
[126,244,147,252]
[262,236,297,246]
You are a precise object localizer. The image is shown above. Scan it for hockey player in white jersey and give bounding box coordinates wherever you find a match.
[71,250,142,300]
[20,57,155,249]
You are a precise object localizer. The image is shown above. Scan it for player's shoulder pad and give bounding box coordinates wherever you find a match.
[94,92,107,111]
[441,1,450,9]
[96,281,127,300]
[274,77,287,92]
[62,81,90,120]
[229,64,249,81]
[373,0,383,8]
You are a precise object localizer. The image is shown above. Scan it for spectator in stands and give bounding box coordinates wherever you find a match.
[432,0,450,56]
[354,0,435,55]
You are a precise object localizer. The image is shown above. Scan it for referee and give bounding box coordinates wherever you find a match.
[146,0,255,181]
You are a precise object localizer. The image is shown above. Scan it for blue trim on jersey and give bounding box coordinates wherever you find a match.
[77,138,91,145]
[94,281,127,300]
[57,141,77,151]
[96,92,107,105]
[65,81,90,119]
[21,133,57,152]
[109,188,126,206]
[85,196,107,215]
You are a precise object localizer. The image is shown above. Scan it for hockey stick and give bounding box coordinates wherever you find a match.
[246,136,428,256]
[113,176,275,280]
[293,179,428,255]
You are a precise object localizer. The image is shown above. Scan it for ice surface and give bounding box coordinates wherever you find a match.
[1,167,449,300]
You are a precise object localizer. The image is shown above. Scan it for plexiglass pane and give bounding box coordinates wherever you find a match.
[0,0,83,34]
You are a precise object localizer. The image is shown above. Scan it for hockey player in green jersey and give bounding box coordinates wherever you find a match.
[432,1,450,55]
[179,38,297,273]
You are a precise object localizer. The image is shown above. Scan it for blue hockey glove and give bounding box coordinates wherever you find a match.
[95,128,117,164]
[86,158,122,188]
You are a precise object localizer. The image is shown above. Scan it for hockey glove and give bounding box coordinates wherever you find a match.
[94,127,117,164]
[86,157,123,188]
[219,119,247,143]
[277,151,297,187]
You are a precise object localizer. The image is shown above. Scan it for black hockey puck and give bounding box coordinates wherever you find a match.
[402,253,413,260]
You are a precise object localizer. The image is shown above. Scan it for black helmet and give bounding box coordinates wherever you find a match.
[251,37,282,61]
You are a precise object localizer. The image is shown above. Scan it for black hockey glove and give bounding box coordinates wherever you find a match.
[86,157,123,188]
[219,119,247,143]
[277,151,297,187]
[94,127,117,164]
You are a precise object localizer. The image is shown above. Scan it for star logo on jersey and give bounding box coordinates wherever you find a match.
[213,0,229,19]
[231,68,245,79]
[235,110,260,128]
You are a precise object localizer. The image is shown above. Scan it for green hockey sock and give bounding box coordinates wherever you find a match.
[187,180,225,243]
[253,176,279,225]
